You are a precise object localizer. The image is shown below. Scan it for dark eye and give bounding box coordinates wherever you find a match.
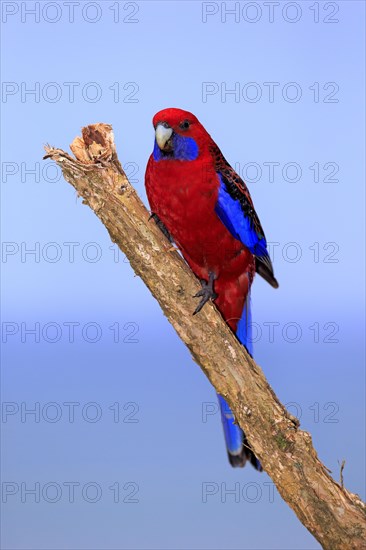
[180,120,190,130]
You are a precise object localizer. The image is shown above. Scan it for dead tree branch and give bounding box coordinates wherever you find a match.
[44,123,366,549]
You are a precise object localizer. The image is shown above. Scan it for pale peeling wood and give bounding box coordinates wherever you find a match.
[44,124,366,549]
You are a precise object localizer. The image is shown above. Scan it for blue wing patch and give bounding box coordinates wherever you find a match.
[215,174,269,259]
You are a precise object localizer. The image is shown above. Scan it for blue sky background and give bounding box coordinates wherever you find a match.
[1,1,365,549]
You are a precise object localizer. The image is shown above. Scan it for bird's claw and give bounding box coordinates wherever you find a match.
[149,212,174,243]
[193,272,217,315]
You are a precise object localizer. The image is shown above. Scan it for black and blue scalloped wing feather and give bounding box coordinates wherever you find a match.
[210,144,279,289]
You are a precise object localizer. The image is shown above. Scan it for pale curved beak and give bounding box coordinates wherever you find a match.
[155,124,173,151]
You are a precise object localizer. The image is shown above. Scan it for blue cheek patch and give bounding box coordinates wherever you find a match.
[153,134,199,161]
[153,140,164,161]
[173,134,199,160]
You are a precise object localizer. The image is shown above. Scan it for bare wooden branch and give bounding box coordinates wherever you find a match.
[44,123,366,549]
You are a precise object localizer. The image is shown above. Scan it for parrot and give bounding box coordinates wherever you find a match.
[145,108,278,469]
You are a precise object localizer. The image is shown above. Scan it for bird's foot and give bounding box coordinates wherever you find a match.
[167,245,179,252]
[193,272,217,315]
[149,212,174,243]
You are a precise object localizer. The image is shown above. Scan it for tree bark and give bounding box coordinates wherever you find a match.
[44,123,366,549]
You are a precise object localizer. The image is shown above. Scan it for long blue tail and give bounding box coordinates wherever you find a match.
[217,293,262,470]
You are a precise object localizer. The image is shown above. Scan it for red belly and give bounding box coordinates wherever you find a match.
[146,156,255,330]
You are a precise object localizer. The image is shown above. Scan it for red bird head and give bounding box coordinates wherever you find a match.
[152,108,211,160]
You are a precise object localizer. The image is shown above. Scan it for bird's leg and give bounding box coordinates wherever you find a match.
[149,212,174,243]
[193,271,218,315]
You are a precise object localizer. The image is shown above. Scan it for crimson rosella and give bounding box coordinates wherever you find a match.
[145,108,278,469]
